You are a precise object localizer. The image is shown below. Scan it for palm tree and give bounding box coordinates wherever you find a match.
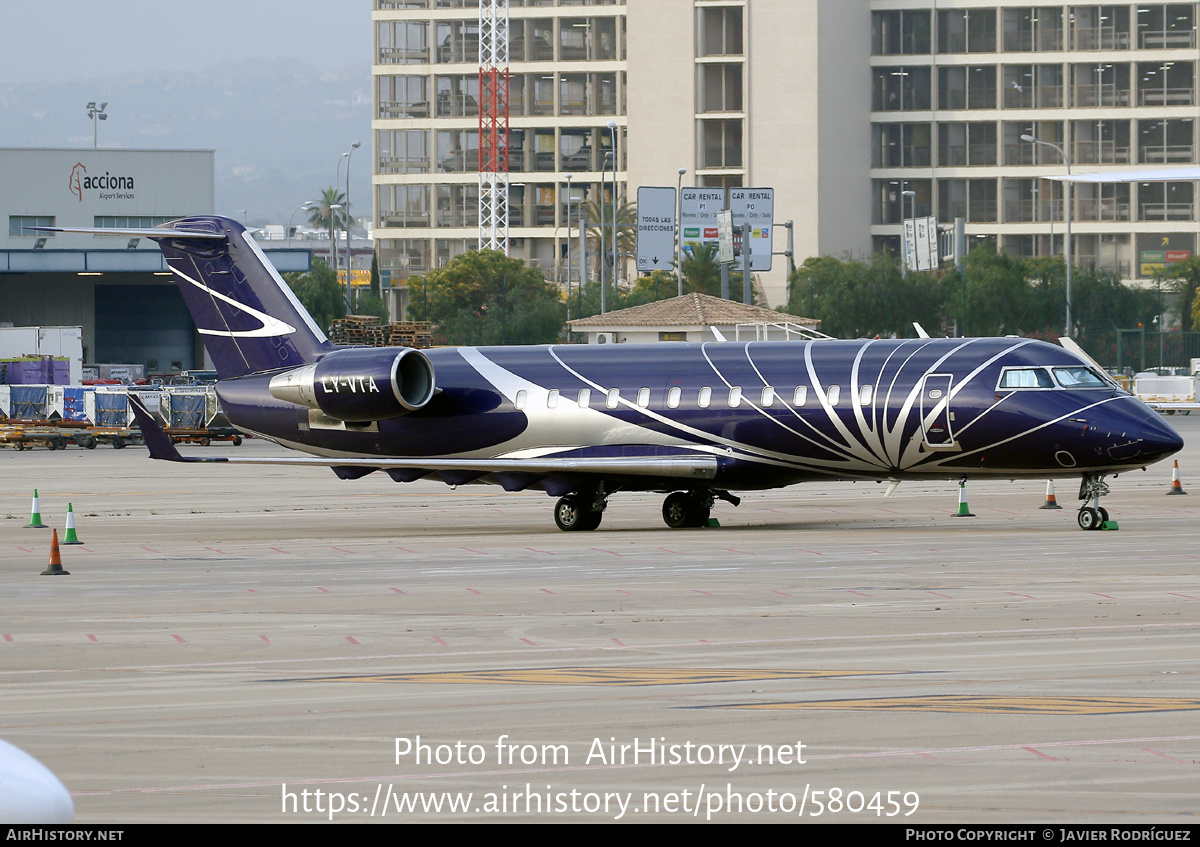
[581,195,636,284]
[308,187,349,247]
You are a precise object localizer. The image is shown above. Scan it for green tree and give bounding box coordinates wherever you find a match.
[406,250,565,345]
[284,258,345,334]
[353,291,390,322]
[1166,256,1200,332]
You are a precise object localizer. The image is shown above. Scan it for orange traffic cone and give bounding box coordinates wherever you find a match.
[1167,461,1187,495]
[1040,479,1063,510]
[40,529,70,576]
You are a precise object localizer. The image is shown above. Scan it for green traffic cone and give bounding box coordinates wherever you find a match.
[62,503,83,545]
[25,489,47,529]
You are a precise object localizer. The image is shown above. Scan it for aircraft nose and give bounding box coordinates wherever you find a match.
[1139,413,1184,463]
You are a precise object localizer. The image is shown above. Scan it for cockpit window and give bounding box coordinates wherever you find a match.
[1052,367,1107,388]
[998,368,1054,389]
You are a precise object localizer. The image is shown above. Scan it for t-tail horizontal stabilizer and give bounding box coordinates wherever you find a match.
[128,395,226,464]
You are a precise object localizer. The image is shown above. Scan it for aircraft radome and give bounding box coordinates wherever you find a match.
[42,217,1183,532]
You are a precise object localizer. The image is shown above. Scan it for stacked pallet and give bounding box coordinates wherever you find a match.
[328,316,433,349]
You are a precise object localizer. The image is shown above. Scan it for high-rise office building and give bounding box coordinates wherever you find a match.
[371,1,1200,314]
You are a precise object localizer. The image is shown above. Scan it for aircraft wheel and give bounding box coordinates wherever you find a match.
[1077,507,1101,531]
[663,492,709,529]
[1097,507,1109,524]
[554,496,600,532]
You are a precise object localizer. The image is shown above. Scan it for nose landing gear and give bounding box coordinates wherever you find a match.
[1077,473,1115,531]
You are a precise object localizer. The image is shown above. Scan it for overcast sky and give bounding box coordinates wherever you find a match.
[1,0,368,83]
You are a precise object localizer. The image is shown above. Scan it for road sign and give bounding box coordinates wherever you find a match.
[716,210,734,264]
[729,188,774,271]
[680,188,726,255]
[636,186,678,272]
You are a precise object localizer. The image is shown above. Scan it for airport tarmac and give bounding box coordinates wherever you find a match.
[1,416,1198,824]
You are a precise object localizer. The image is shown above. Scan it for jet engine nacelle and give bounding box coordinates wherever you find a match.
[268,347,435,422]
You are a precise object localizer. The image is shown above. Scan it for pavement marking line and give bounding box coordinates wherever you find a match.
[295,668,895,686]
[720,696,1200,715]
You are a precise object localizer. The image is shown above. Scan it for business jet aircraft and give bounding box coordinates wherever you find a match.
[44,216,1181,532]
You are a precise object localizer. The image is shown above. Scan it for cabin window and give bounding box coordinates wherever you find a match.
[859,385,873,405]
[547,389,560,408]
[606,388,620,408]
[827,385,841,405]
[515,389,527,410]
[578,388,591,408]
[637,387,651,407]
[761,386,775,407]
[728,386,743,407]
[1053,367,1106,388]
[667,386,682,408]
[698,387,712,408]
[999,368,1054,389]
[792,386,808,406]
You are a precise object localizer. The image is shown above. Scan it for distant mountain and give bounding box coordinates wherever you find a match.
[0,58,372,226]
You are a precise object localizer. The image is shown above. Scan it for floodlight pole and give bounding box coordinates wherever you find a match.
[1022,134,1072,337]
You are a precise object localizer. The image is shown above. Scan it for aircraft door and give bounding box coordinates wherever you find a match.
[920,374,956,448]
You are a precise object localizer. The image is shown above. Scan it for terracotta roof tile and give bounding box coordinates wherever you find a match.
[568,293,819,328]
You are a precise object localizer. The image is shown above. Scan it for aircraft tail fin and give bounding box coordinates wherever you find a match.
[38,216,334,380]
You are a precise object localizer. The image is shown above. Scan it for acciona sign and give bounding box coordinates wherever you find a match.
[69,162,136,202]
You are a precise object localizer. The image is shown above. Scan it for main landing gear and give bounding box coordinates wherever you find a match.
[1077,473,1111,531]
[554,487,606,532]
[661,489,741,529]
[552,487,742,531]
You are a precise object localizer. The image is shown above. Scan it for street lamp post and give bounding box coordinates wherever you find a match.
[1022,133,1073,336]
[601,151,614,313]
[289,201,319,241]
[676,167,687,296]
[608,121,619,298]
[86,102,107,149]
[564,175,572,321]
[343,142,361,302]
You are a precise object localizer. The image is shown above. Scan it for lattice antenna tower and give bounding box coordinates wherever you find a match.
[479,0,510,253]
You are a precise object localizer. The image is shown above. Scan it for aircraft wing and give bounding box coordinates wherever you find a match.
[128,396,717,481]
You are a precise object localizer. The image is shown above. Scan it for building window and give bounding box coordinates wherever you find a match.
[9,215,53,237]
[92,216,177,228]
[1002,6,1064,52]
[938,66,997,110]
[698,6,743,57]
[872,10,932,55]
[872,67,932,111]
[377,20,428,64]
[938,9,996,53]
[378,129,430,174]
[873,123,932,168]
[938,123,996,167]
[700,119,743,169]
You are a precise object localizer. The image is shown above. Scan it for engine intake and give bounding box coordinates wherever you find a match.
[268,347,435,422]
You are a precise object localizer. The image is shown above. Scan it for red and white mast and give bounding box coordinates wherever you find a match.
[478,0,510,253]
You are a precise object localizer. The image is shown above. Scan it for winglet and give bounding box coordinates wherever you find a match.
[127,395,190,462]
[913,322,931,339]
[711,326,728,343]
